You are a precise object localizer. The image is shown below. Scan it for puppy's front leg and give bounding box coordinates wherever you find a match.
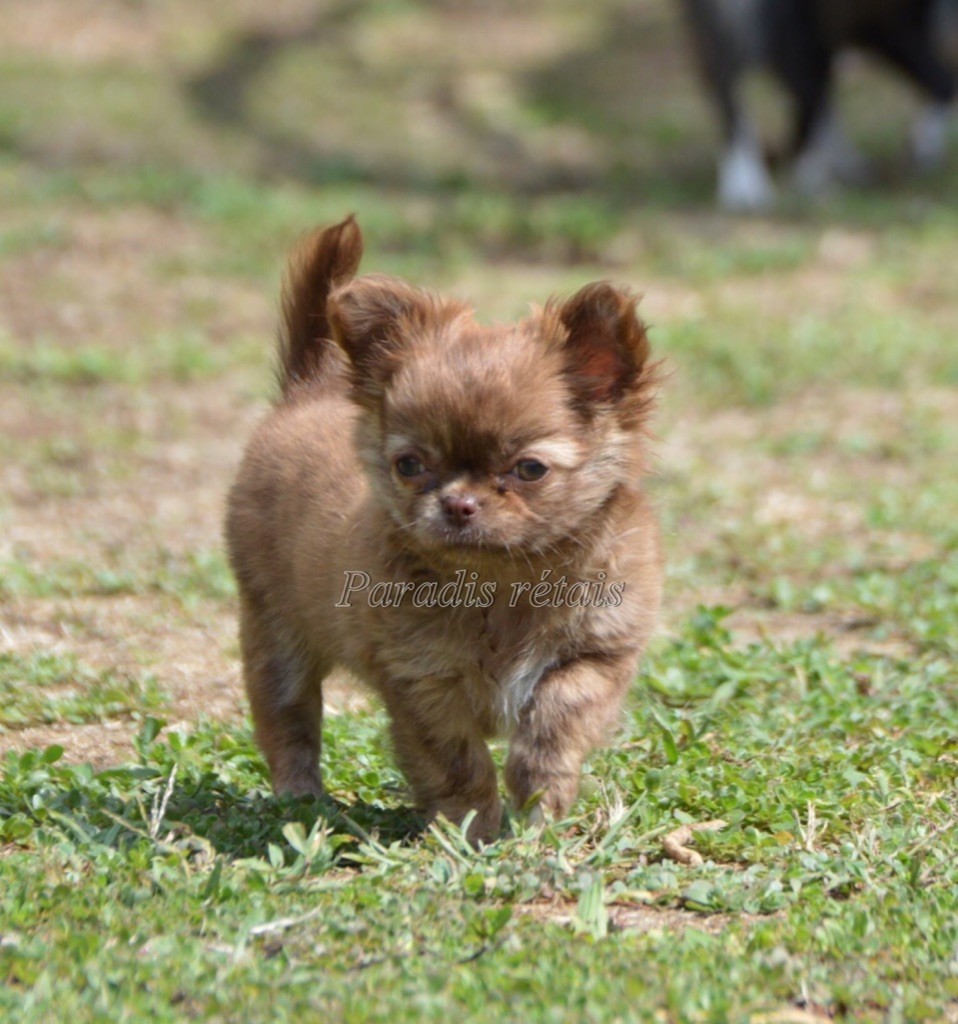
[505,653,637,822]
[382,681,501,845]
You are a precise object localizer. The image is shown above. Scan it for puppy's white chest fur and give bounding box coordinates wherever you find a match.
[490,648,558,724]
[463,610,565,727]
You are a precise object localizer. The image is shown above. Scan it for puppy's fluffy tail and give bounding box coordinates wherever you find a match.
[276,216,363,399]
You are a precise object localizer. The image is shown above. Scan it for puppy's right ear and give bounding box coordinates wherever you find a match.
[328,275,463,400]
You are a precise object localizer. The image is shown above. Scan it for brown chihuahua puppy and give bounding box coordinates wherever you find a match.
[226,217,663,843]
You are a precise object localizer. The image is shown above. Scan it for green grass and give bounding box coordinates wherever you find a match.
[762,541,958,657]
[1,616,956,1021]
[0,330,249,386]
[0,549,236,606]
[2,0,958,1019]
[0,652,167,729]
[660,303,958,408]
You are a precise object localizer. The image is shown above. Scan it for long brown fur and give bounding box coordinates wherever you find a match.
[226,217,664,843]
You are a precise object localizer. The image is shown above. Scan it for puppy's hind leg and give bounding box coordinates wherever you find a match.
[239,596,325,798]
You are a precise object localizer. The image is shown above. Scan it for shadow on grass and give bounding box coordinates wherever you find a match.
[0,739,425,864]
[162,786,426,861]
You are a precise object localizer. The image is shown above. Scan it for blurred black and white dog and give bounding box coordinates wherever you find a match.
[679,0,958,209]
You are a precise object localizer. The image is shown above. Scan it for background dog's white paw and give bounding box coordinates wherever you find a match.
[911,102,953,171]
[717,135,775,212]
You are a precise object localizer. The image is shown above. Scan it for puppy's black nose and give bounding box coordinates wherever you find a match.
[442,494,479,526]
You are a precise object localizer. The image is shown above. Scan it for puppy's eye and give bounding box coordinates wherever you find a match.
[394,455,426,478]
[512,459,549,482]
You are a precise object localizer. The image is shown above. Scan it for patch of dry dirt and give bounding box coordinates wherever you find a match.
[0,209,268,348]
[657,387,951,637]
[0,0,167,65]
[0,0,329,68]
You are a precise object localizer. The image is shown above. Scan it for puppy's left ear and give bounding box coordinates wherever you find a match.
[557,282,651,406]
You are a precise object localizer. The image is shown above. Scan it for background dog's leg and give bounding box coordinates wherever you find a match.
[762,3,850,197]
[860,17,957,170]
[912,101,953,170]
[718,122,776,212]
[678,0,774,210]
[792,105,870,195]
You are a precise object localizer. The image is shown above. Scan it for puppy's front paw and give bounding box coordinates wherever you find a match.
[505,755,579,825]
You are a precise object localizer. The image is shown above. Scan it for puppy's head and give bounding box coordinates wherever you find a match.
[328,275,655,564]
